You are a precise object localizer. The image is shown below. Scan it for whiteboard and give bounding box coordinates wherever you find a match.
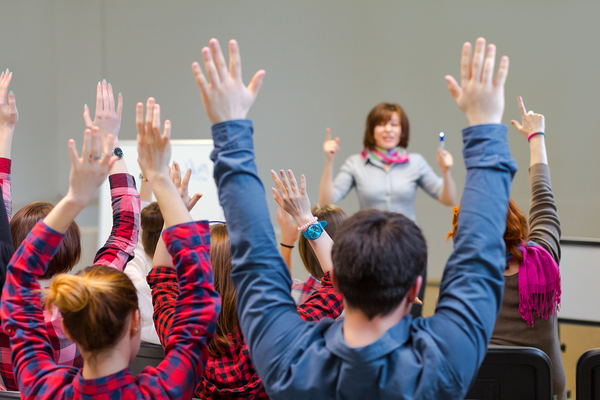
[557,238,600,325]
[98,139,224,248]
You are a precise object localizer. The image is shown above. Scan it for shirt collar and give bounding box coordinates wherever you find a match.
[324,315,412,362]
[74,367,134,396]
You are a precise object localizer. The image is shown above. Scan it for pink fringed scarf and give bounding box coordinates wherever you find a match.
[511,242,561,327]
[361,146,409,164]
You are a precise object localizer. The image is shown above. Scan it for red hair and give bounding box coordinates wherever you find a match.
[447,198,528,264]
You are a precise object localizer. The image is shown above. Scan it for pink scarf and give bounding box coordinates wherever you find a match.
[361,146,409,164]
[511,242,561,327]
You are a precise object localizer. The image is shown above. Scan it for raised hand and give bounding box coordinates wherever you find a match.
[83,80,123,141]
[169,161,202,211]
[445,38,509,126]
[0,69,18,158]
[192,39,265,124]
[271,169,313,227]
[510,96,545,139]
[436,148,454,173]
[67,127,117,205]
[276,205,299,246]
[323,128,340,161]
[136,98,171,182]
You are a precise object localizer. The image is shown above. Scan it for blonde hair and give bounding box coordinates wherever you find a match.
[45,265,138,353]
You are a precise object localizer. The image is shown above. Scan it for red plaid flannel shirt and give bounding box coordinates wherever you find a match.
[0,172,140,391]
[0,220,219,399]
[148,268,343,399]
[291,274,322,305]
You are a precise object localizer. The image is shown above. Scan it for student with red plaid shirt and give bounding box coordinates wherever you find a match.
[147,219,343,399]
[0,79,142,391]
[0,98,220,399]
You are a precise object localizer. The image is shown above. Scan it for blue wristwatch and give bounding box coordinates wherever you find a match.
[302,221,327,240]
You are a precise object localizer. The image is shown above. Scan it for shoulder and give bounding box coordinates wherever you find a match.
[408,152,427,164]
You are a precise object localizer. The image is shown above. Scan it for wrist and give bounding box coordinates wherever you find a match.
[64,191,91,210]
[281,234,298,245]
[296,215,318,231]
[527,132,545,142]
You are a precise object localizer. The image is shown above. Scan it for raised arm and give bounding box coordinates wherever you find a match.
[136,98,219,397]
[423,38,517,393]
[511,97,560,261]
[1,128,118,398]
[84,82,141,270]
[0,70,17,219]
[436,148,458,206]
[319,128,340,205]
[275,205,298,274]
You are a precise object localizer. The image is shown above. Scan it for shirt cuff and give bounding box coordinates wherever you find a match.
[147,266,178,287]
[109,173,139,197]
[162,221,211,254]
[0,158,11,175]
[210,120,254,161]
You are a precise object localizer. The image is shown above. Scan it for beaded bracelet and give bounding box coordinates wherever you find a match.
[527,132,545,142]
[297,216,318,231]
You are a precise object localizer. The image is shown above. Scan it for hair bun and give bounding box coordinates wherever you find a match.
[46,274,91,314]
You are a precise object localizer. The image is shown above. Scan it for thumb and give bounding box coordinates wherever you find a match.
[335,137,340,144]
[247,70,266,100]
[511,120,523,131]
[444,75,461,100]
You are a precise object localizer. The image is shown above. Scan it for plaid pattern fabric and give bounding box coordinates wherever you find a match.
[291,274,322,305]
[0,173,140,391]
[0,220,219,399]
[148,268,343,400]
[0,158,11,220]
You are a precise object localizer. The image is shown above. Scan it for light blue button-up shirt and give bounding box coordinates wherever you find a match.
[332,152,443,223]
[211,120,517,400]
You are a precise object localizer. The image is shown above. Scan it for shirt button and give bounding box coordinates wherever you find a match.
[6,328,12,334]
[193,329,199,335]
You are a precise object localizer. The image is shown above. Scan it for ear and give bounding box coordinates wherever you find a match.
[406,275,423,304]
[130,309,141,338]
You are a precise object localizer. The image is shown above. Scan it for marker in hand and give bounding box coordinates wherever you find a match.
[439,132,445,152]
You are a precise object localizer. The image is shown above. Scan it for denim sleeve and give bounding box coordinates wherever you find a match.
[420,124,517,393]
[211,120,314,386]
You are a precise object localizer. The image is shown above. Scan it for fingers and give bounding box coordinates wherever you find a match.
[247,70,265,100]
[287,170,299,193]
[101,80,109,112]
[460,42,472,87]
[494,56,510,89]
[272,187,283,207]
[188,193,202,210]
[210,39,229,83]
[83,104,93,129]
[152,104,162,140]
[270,169,286,195]
[202,46,221,88]
[481,44,496,86]
[145,97,156,135]
[135,102,145,137]
[95,81,102,117]
[300,174,306,194]
[325,128,331,141]
[81,128,92,161]
[170,161,181,184]
[444,75,461,101]
[90,127,101,158]
[68,138,80,166]
[0,69,11,105]
[163,120,171,140]
[107,82,115,113]
[192,61,210,96]
[116,92,123,119]
[7,90,16,115]
[229,39,242,80]
[182,167,192,187]
[517,96,527,118]
[472,37,486,83]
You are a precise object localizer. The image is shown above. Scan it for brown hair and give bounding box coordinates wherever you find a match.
[209,223,238,357]
[298,205,348,280]
[447,198,529,264]
[363,102,410,150]
[45,265,138,353]
[141,202,163,258]
[11,202,81,280]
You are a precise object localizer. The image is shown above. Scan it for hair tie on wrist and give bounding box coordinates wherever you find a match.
[527,132,545,142]
[297,216,318,231]
[280,243,294,249]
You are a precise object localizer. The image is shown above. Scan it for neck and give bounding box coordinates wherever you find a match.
[81,340,130,380]
[342,298,411,348]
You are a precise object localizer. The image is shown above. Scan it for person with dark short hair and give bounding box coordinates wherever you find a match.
[195,37,516,399]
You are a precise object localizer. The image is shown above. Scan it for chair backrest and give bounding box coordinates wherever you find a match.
[464,345,552,400]
[0,391,21,399]
[129,341,165,376]
[576,348,600,400]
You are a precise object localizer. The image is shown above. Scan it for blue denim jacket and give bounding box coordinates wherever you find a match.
[211,120,517,400]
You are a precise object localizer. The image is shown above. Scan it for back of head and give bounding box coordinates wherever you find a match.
[45,265,138,353]
[298,204,348,280]
[363,102,410,149]
[141,202,163,258]
[209,223,238,356]
[447,198,528,263]
[11,202,81,280]
[332,209,427,320]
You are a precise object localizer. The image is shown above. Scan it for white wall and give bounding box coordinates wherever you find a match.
[1,0,599,279]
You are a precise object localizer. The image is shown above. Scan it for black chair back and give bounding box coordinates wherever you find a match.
[577,348,600,400]
[465,345,552,400]
[129,341,165,376]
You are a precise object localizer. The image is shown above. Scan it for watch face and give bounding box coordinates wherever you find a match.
[113,147,124,159]
[303,223,324,240]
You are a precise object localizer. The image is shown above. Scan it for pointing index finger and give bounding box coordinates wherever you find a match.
[517,96,527,118]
